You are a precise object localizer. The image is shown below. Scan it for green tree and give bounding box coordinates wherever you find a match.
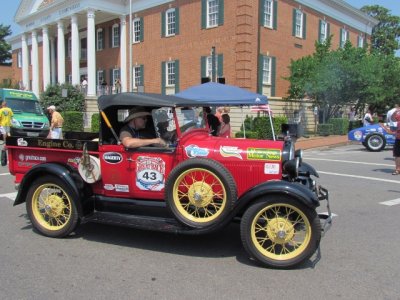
[40,83,85,113]
[360,5,400,56]
[0,24,12,65]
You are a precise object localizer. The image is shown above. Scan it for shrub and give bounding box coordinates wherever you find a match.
[63,111,84,132]
[40,83,85,113]
[235,131,258,139]
[317,124,333,136]
[328,118,349,135]
[91,113,100,132]
[239,115,288,140]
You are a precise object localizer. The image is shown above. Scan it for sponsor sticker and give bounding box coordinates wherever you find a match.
[17,138,28,147]
[136,156,165,191]
[353,130,362,140]
[115,184,129,193]
[185,145,209,158]
[220,146,243,159]
[103,152,123,164]
[247,148,281,161]
[18,154,46,162]
[67,157,81,165]
[264,163,280,174]
[104,184,115,191]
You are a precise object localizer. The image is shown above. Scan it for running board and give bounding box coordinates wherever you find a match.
[85,211,208,235]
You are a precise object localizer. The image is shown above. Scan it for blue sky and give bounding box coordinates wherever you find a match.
[1,1,399,35]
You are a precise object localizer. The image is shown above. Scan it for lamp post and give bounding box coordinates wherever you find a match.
[129,0,133,92]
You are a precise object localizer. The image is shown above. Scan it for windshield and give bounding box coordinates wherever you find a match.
[176,107,205,133]
[6,98,44,115]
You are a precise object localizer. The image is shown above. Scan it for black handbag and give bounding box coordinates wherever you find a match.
[1,149,7,166]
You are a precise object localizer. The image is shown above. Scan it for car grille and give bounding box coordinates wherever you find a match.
[21,121,45,129]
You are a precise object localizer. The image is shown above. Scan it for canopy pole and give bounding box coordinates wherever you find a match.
[268,111,275,141]
[241,106,245,138]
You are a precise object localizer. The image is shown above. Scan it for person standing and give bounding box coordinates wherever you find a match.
[392,108,400,175]
[363,108,374,127]
[114,78,121,94]
[203,107,220,136]
[386,104,399,131]
[0,101,13,142]
[47,105,64,139]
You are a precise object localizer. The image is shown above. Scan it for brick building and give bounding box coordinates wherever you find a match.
[7,0,377,131]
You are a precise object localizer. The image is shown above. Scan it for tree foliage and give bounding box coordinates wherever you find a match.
[0,24,12,65]
[360,5,400,56]
[40,83,85,113]
[285,35,400,121]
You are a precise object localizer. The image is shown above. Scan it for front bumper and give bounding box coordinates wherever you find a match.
[317,185,332,235]
[11,127,49,138]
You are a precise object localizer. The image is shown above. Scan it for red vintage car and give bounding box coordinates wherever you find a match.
[7,92,331,269]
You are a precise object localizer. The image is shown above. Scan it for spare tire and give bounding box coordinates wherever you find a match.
[165,158,237,229]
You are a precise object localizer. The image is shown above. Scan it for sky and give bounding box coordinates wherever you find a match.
[1,1,399,36]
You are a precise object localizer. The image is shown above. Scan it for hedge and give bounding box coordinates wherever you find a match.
[328,118,349,135]
[63,111,84,132]
[91,113,100,132]
[317,124,333,136]
[238,115,288,140]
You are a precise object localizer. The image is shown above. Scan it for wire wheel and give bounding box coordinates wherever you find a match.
[26,176,79,237]
[166,158,236,229]
[241,197,321,268]
[365,134,386,152]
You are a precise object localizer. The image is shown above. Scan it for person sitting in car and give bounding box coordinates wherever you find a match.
[119,107,167,148]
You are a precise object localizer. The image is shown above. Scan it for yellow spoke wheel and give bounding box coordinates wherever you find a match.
[166,159,237,229]
[241,197,321,269]
[26,176,79,238]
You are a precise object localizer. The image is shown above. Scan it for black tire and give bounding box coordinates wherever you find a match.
[365,133,386,152]
[26,176,80,238]
[240,196,321,269]
[165,158,237,229]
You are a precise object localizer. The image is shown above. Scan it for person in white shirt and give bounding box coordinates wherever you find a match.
[386,104,399,131]
[363,109,374,127]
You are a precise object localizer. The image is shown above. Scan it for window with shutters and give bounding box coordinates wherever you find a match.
[133,66,142,88]
[358,35,364,48]
[166,61,175,86]
[133,18,141,43]
[263,0,273,28]
[340,28,348,48]
[207,0,219,28]
[112,24,120,48]
[295,10,303,38]
[166,8,176,36]
[320,20,327,42]
[97,29,103,51]
[262,56,271,85]
[97,70,104,85]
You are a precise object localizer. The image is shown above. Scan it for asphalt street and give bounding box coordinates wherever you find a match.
[0,144,399,299]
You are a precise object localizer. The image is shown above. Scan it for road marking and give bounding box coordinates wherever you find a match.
[0,192,17,201]
[0,172,10,176]
[318,171,400,184]
[379,199,400,206]
[305,157,393,167]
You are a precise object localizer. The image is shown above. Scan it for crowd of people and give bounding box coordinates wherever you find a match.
[80,77,122,96]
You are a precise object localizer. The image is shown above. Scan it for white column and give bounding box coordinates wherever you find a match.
[57,20,66,84]
[71,14,80,86]
[31,30,39,97]
[50,37,56,84]
[21,33,30,90]
[120,16,127,92]
[42,26,50,90]
[87,9,96,96]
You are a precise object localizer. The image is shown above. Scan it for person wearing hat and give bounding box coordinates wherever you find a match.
[119,107,167,148]
[47,105,64,139]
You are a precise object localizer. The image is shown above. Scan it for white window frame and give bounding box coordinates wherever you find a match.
[133,66,142,88]
[133,18,141,43]
[295,10,303,38]
[68,74,72,84]
[207,0,219,28]
[166,61,175,86]
[112,24,120,48]
[97,70,104,85]
[17,51,22,68]
[263,0,273,28]
[166,8,176,37]
[320,20,327,42]
[262,56,271,85]
[113,69,120,85]
[341,28,348,48]
[96,28,103,51]
[206,56,218,78]
[358,35,364,48]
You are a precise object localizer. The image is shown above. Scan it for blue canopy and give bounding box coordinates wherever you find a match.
[175,82,268,106]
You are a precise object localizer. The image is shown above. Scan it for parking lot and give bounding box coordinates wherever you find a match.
[0,144,399,299]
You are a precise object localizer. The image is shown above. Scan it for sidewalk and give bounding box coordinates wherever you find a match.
[295,135,350,150]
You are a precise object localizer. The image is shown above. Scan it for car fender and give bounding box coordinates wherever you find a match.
[13,163,83,216]
[299,162,319,178]
[233,180,320,214]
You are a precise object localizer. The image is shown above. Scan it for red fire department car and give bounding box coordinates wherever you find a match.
[7,92,331,268]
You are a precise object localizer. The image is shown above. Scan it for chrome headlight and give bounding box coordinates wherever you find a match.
[283,157,299,179]
[11,118,21,127]
[282,140,295,163]
[295,149,303,165]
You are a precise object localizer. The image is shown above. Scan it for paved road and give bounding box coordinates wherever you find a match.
[0,145,399,299]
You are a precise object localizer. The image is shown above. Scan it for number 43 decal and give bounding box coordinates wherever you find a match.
[142,171,157,181]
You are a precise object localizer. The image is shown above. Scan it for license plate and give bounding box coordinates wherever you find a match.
[27,132,39,137]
